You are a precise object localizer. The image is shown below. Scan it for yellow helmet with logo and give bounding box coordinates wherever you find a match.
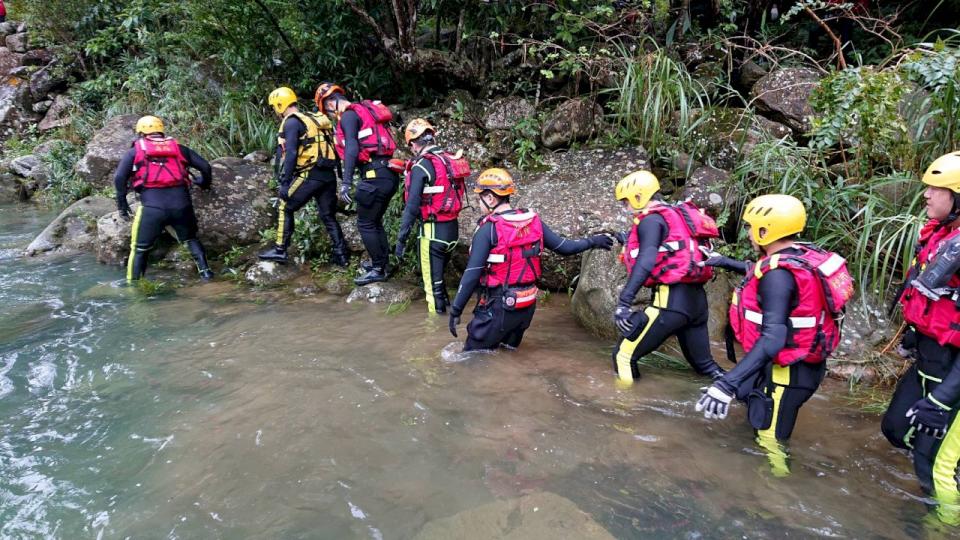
[742,194,806,246]
[268,87,297,116]
[922,151,960,193]
[404,118,435,144]
[474,168,515,196]
[135,115,165,136]
[615,170,660,210]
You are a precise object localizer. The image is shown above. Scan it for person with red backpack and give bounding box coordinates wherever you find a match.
[612,171,725,384]
[113,115,214,282]
[395,118,470,313]
[448,169,613,351]
[696,194,853,475]
[315,82,399,286]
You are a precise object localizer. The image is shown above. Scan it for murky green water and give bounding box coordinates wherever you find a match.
[0,202,948,539]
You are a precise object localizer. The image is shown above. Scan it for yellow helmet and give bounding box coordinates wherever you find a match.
[615,170,660,210]
[474,168,515,196]
[922,151,960,193]
[404,118,435,145]
[268,87,297,116]
[314,81,345,111]
[742,194,806,246]
[135,115,165,136]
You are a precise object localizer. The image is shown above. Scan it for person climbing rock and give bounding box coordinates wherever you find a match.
[448,168,614,351]
[611,170,725,385]
[695,194,853,476]
[259,86,347,266]
[394,118,470,314]
[315,82,399,286]
[114,115,215,283]
[884,152,960,525]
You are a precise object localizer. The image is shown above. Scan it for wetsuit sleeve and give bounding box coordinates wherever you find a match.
[179,145,212,188]
[339,110,361,185]
[397,159,432,247]
[929,350,960,408]
[617,214,667,307]
[720,268,796,391]
[711,256,750,274]
[450,222,495,317]
[279,117,304,187]
[542,222,593,255]
[113,147,136,206]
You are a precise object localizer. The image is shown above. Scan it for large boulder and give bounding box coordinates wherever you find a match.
[0,75,31,129]
[75,115,139,189]
[38,95,73,131]
[540,98,604,149]
[570,248,626,339]
[29,62,68,101]
[483,97,535,131]
[0,47,23,76]
[750,68,821,136]
[8,154,38,177]
[0,22,17,38]
[26,196,117,255]
[455,146,650,289]
[5,33,27,54]
[96,203,138,265]
[244,260,308,287]
[20,48,53,67]
[191,157,275,252]
[680,107,792,170]
[680,165,732,217]
[0,172,29,202]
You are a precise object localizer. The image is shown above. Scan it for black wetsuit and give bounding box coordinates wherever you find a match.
[340,109,399,270]
[613,213,722,381]
[273,114,345,256]
[397,150,459,313]
[450,211,595,351]
[114,140,212,281]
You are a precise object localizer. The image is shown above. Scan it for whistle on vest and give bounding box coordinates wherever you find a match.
[912,235,960,301]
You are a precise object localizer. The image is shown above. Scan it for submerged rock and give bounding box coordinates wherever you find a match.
[26,196,116,255]
[96,199,139,265]
[76,114,139,189]
[244,260,306,287]
[346,280,424,305]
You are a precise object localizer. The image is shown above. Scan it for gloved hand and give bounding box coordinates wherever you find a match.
[695,383,735,420]
[698,245,727,267]
[393,242,406,263]
[339,183,353,205]
[449,314,460,338]
[906,396,951,439]
[588,234,614,251]
[277,184,290,201]
[118,199,132,221]
[613,231,628,245]
[896,327,918,360]
[614,305,634,335]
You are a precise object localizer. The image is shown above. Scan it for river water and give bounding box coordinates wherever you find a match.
[0,202,950,539]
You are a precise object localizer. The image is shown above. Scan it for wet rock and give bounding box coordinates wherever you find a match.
[570,248,626,339]
[483,97,534,131]
[191,157,275,252]
[0,47,23,76]
[26,196,117,255]
[540,98,604,149]
[8,154,38,177]
[242,149,270,163]
[346,280,424,305]
[0,172,28,202]
[38,94,74,131]
[76,114,139,189]
[750,67,821,136]
[5,33,27,54]
[413,491,615,540]
[316,270,355,296]
[29,62,68,101]
[20,48,53,67]
[26,162,50,189]
[244,260,306,287]
[704,273,735,342]
[95,200,139,265]
[681,165,731,217]
[456,146,650,290]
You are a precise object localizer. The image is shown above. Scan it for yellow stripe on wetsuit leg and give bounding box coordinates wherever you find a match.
[420,222,436,313]
[275,174,307,245]
[615,285,670,383]
[932,411,960,524]
[757,364,791,477]
[126,205,144,282]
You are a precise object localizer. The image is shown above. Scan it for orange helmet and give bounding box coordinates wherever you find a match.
[474,168,515,196]
[404,118,435,144]
[314,81,345,110]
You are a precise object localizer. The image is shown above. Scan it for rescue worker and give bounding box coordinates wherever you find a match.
[695,194,853,475]
[448,168,614,351]
[114,115,214,282]
[612,171,725,384]
[315,82,399,285]
[259,87,348,266]
[395,118,470,313]
[883,151,960,524]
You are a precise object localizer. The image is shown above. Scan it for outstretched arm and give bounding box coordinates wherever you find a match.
[450,222,495,317]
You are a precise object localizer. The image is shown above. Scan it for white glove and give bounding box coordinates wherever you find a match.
[695,384,734,420]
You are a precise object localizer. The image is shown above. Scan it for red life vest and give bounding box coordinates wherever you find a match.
[131,136,189,190]
[620,202,719,286]
[729,244,854,367]
[478,210,544,290]
[403,148,470,223]
[334,100,397,163]
[900,220,960,348]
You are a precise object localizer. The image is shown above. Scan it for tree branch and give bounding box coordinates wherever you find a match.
[251,0,301,66]
[803,5,846,70]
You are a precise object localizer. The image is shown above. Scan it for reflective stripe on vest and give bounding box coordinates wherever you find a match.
[743,309,819,329]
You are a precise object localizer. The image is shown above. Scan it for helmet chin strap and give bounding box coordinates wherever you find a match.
[943,192,960,225]
[481,195,506,213]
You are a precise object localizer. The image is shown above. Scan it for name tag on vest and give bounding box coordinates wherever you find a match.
[357,128,373,139]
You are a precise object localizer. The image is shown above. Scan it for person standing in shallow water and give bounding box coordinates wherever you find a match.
[114,115,214,283]
[883,152,960,525]
[611,170,725,385]
[448,168,614,351]
[695,194,853,476]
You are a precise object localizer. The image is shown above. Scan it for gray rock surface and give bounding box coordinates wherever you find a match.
[38,94,73,131]
[540,98,604,149]
[8,154,38,177]
[26,196,116,255]
[244,260,306,287]
[346,280,425,305]
[0,47,23,76]
[75,115,139,189]
[483,97,535,131]
[29,62,68,101]
[750,68,821,135]
[681,165,731,217]
[0,75,31,128]
[192,157,275,252]
[5,33,27,54]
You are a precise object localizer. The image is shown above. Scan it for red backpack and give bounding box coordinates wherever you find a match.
[404,148,471,223]
[131,136,189,190]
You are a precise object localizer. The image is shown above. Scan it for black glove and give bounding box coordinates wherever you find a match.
[614,305,634,335]
[449,314,460,338]
[613,231,628,245]
[897,328,918,359]
[588,234,614,251]
[393,242,406,263]
[906,396,951,439]
[118,199,132,221]
[277,183,290,201]
[695,382,735,420]
[698,245,726,267]
[339,183,353,205]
